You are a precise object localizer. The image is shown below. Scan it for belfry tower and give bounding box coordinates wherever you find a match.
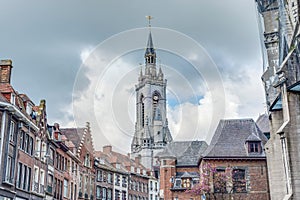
[131,20,173,169]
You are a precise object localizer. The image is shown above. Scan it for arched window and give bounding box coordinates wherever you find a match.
[152,92,160,119]
[140,95,145,127]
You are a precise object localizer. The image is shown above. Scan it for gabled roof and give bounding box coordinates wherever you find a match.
[61,128,85,148]
[203,119,268,158]
[157,140,208,166]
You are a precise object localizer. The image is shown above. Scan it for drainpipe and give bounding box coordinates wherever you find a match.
[0,110,6,175]
[276,80,292,200]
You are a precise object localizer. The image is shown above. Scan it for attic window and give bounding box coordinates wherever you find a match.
[10,93,16,105]
[248,142,261,153]
[26,103,33,116]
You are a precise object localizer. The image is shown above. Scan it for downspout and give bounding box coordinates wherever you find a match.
[0,110,6,178]
[276,80,292,200]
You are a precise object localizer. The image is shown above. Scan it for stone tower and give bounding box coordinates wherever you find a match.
[131,30,173,169]
[255,0,300,199]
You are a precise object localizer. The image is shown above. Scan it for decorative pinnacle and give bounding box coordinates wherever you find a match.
[146,15,153,27]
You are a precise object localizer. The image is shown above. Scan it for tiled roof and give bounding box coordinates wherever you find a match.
[157,140,208,166]
[256,113,270,133]
[203,118,268,158]
[95,147,149,175]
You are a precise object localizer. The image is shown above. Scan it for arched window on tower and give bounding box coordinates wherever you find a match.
[140,95,145,127]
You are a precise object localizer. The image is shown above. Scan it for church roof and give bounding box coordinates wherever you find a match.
[203,119,268,159]
[157,140,208,166]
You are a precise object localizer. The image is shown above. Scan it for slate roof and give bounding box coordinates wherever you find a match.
[256,113,270,133]
[61,128,86,148]
[157,140,208,166]
[203,118,268,158]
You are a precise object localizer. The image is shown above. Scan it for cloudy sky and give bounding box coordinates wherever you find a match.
[0,0,266,153]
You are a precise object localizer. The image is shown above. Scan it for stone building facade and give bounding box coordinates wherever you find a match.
[255,0,300,199]
[131,30,173,169]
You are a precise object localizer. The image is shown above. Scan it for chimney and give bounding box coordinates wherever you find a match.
[0,60,13,84]
[103,145,112,154]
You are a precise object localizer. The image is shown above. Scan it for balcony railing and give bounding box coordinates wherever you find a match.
[40,184,44,193]
[33,181,39,193]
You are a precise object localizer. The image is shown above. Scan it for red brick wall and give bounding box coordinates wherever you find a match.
[202,159,270,200]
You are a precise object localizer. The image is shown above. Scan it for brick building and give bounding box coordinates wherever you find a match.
[95,145,150,200]
[201,119,269,200]
[62,123,96,200]
[157,141,208,200]
[0,60,48,200]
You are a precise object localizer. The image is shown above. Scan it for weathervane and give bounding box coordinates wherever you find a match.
[146,15,153,27]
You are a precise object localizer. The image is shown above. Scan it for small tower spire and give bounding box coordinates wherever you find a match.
[145,16,156,65]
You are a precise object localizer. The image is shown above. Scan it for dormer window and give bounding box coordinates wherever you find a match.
[182,178,191,188]
[10,93,16,105]
[26,102,33,116]
[248,142,261,153]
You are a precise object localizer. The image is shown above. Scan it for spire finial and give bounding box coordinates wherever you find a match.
[146,15,153,27]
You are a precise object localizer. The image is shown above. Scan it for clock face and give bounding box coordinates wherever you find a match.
[153,95,159,101]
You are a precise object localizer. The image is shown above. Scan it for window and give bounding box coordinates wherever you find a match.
[115,175,120,186]
[5,156,14,184]
[232,169,246,193]
[122,176,127,187]
[35,138,41,157]
[248,142,261,153]
[182,178,191,188]
[17,163,22,188]
[16,163,31,191]
[96,186,101,199]
[214,169,226,193]
[108,172,113,184]
[114,189,119,200]
[41,142,47,162]
[97,170,103,182]
[10,93,16,105]
[122,191,126,200]
[85,154,90,167]
[107,189,112,200]
[102,187,107,200]
[26,102,33,116]
[63,179,69,197]
[9,121,15,142]
[140,95,145,127]
[47,174,53,194]
[174,179,181,188]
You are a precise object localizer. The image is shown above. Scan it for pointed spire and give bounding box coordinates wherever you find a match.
[145,16,156,65]
[145,31,155,56]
